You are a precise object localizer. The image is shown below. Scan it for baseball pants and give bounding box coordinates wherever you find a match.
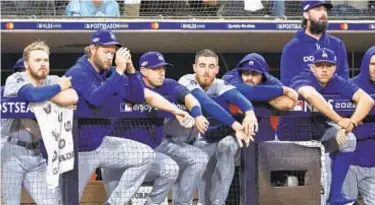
[78,136,155,205]
[194,135,240,205]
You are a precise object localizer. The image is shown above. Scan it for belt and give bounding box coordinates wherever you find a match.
[7,137,41,150]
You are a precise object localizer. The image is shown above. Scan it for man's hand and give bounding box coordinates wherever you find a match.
[235,129,254,148]
[175,110,195,129]
[125,52,136,74]
[242,111,258,136]
[115,47,131,73]
[195,115,209,134]
[58,76,72,90]
[337,117,355,133]
[283,86,299,102]
[335,128,348,146]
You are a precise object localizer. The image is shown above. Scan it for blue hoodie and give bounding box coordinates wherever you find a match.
[281,29,349,86]
[65,55,145,151]
[349,46,375,167]
[223,53,285,102]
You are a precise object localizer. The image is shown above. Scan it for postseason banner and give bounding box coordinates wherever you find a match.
[2,20,375,31]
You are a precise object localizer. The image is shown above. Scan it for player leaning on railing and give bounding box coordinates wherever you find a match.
[64,28,194,205]
[1,40,78,205]
[277,48,374,205]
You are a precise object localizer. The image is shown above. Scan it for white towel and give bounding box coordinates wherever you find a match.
[31,101,75,189]
[244,0,264,12]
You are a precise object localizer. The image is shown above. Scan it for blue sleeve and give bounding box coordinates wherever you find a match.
[18,84,61,102]
[170,80,190,103]
[221,89,253,112]
[289,72,315,91]
[124,73,145,103]
[235,83,283,101]
[336,41,350,80]
[334,77,360,99]
[191,89,235,126]
[67,69,123,107]
[64,0,75,16]
[280,43,299,86]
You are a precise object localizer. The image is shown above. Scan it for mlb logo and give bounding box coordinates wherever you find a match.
[120,103,133,112]
[292,100,304,111]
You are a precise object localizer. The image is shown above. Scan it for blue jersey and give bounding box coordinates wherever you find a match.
[65,55,145,151]
[113,75,190,148]
[349,46,375,167]
[277,72,359,141]
[281,29,349,86]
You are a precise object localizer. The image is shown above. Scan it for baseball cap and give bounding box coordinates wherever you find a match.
[312,48,336,65]
[238,58,264,74]
[302,0,332,12]
[91,29,122,47]
[139,52,173,69]
[13,58,25,72]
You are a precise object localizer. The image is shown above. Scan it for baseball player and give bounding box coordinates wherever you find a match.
[64,29,191,205]
[1,41,78,205]
[281,0,349,86]
[178,49,258,205]
[222,53,298,142]
[341,46,375,204]
[223,53,298,111]
[276,48,374,204]
[102,51,210,205]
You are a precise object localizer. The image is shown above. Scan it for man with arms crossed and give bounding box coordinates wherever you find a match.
[2,41,78,205]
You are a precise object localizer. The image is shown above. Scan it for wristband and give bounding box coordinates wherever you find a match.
[190,106,202,118]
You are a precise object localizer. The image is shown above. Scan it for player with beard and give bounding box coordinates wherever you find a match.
[280,0,350,86]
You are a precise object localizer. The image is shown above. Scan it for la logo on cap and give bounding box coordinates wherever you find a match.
[322,50,328,58]
[110,33,115,40]
[248,61,254,65]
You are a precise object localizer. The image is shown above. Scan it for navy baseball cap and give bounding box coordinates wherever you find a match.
[13,58,25,72]
[139,52,173,69]
[312,48,336,65]
[91,29,122,47]
[238,58,264,74]
[302,0,332,12]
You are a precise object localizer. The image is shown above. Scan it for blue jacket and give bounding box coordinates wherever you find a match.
[281,29,349,86]
[349,46,375,167]
[65,55,145,151]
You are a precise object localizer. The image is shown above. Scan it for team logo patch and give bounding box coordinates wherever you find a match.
[43,103,51,114]
[16,77,24,83]
[157,53,164,61]
[110,33,116,40]
[248,61,254,66]
[322,50,328,58]
[190,80,198,85]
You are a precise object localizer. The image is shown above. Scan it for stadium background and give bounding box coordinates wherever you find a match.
[1,0,375,205]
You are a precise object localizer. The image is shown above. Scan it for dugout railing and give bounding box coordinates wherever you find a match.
[1,95,375,205]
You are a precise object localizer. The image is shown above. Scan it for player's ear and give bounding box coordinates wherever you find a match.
[303,12,309,20]
[23,61,29,69]
[193,64,197,73]
[310,64,314,72]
